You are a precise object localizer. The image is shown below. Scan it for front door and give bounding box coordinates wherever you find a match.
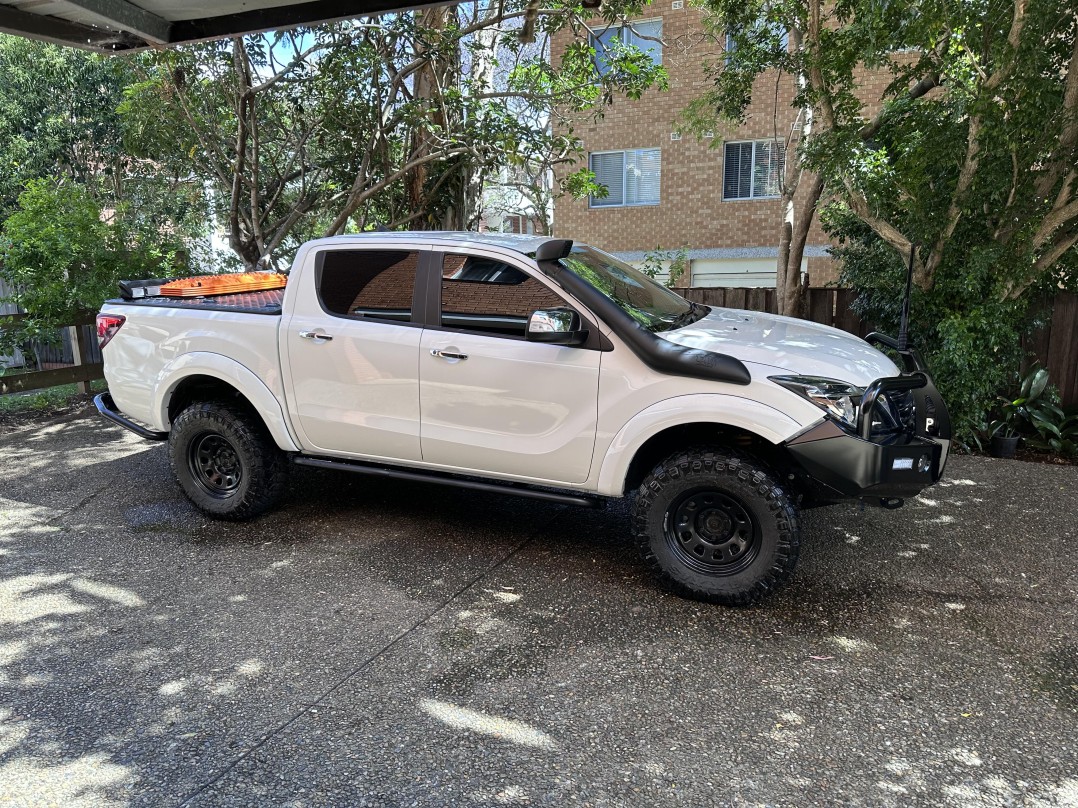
[419,251,601,484]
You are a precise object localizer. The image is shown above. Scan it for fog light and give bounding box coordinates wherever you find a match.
[917,454,931,473]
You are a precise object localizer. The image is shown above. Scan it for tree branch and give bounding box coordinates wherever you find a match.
[859,73,940,140]
[805,0,836,130]
[1004,227,1078,299]
[1029,30,1078,207]
[846,187,930,286]
[1032,198,1078,249]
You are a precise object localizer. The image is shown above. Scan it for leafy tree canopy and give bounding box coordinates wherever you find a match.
[695,0,1078,440]
[0,180,184,357]
[0,35,128,215]
[117,0,667,270]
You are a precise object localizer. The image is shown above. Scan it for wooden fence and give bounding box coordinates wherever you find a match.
[1024,292,1078,408]
[680,287,1078,407]
[0,313,103,396]
[680,287,873,337]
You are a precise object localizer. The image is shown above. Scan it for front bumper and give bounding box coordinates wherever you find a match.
[783,356,951,503]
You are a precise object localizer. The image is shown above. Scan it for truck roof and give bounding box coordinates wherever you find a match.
[306,231,561,257]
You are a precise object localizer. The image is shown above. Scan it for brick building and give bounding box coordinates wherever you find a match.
[551,4,861,288]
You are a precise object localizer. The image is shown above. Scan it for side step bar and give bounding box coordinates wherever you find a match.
[94,392,168,441]
[293,455,605,508]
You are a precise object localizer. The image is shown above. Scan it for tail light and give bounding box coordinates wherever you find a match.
[96,314,126,349]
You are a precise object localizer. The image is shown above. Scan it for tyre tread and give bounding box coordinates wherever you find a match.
[631,446,801,605]
[169,400,288,521]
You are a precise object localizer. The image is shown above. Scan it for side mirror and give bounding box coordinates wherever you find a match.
[526,308,588,346]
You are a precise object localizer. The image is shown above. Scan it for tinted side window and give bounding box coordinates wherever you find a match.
[440,254,564,337]
[318,250,418,322]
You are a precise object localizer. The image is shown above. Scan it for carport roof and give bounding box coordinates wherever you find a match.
[0,0,438,52]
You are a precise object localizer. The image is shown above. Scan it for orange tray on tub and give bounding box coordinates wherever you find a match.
[159,273,287,298]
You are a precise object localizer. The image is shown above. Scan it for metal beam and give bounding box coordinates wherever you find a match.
[60,0,171,43]
[0,0,457,52]
[0,5,148,51]
[169,0,439,43]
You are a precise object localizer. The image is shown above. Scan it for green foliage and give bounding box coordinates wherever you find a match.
[826,204,1030,443]
[1027,409,1078,458]
[117,8,666,269]
[641,245,690,287]
[987,365,1078,457]
[0,33,208,282]
[697,0,1078,444]
[0,35,127,215]
[988,365,1052,438]
[0,180,182,355]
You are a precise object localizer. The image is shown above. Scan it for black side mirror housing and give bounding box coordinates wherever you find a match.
[526,307,588,346]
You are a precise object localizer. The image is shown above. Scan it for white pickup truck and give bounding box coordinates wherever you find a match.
[96,232,950,604]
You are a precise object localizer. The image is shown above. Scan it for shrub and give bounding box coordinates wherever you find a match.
[0,179,182,356]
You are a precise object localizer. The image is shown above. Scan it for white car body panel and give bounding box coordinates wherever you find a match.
[416,242,601,485]
[153,352,301,452]
[101,305,292,438]
[595,393,804,496]
[281,257,425,460]
[420,328,600,485]
[662,307,900,385]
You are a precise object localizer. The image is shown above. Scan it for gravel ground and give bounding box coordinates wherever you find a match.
[0,412,1075,808]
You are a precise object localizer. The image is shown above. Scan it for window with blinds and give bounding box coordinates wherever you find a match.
[589,148,661,208]
[723,139,786,200]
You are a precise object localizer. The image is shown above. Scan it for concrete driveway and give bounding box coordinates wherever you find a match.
[0,411,1076,807]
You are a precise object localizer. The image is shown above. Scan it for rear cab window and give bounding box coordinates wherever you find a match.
[317,249,420,323]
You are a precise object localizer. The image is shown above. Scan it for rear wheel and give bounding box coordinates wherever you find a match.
[169,401,288,520]
[632,447,801,605]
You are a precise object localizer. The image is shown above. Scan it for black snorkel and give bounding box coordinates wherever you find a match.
[534,240,751,386]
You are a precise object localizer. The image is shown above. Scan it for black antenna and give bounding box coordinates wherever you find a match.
[898,243,916,352]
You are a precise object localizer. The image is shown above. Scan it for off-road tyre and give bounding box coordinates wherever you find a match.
[169,400,288,521]
[632,447,801,605]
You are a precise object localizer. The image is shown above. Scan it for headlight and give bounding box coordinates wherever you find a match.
[769,376,863,426]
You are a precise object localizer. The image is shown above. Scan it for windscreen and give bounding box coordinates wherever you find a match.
[558,246,696,332]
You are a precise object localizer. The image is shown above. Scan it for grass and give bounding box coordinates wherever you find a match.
[0,379,107,415]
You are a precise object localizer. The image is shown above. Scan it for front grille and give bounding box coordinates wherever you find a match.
[890,390,917,432]
[870,390,916,440]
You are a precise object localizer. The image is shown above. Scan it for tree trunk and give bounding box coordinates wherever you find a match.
[773,26,818,318]
[780,172,825,317]
[407,6,455,227]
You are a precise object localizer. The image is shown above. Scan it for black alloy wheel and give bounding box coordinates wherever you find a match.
[188,433,243,498]
[169,400,288,520]
[665,488,760,576]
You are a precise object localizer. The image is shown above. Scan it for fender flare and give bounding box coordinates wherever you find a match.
[595,393,805,496]
[152,352,301,452]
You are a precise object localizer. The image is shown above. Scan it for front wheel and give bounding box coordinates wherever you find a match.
[632,448,801,605]
[169,401,288,520]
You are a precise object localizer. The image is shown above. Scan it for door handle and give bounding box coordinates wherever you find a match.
[299,330,333,341]
[430,349,468,361]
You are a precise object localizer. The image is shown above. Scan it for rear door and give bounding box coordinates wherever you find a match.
[418,250,601,484]
[283,246,428,461]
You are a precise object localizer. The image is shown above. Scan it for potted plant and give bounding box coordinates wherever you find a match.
[988,423,1021,458]
[987,365,1050,458]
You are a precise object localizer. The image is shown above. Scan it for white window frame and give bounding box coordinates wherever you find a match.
[588,148,662,208]
[722,139,785,201]
[592,18,663,76]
